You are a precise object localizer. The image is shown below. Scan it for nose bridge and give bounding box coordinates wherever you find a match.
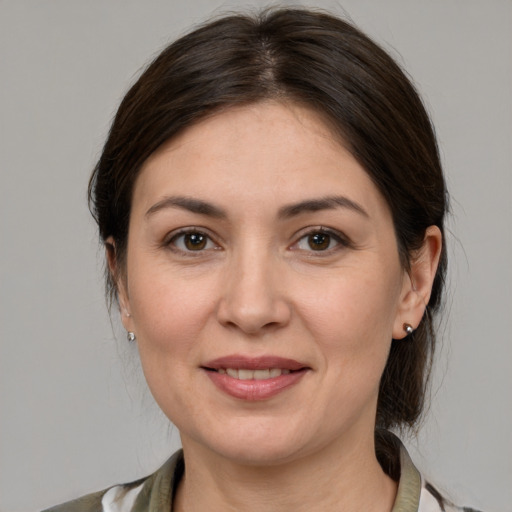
[217,238,290,333]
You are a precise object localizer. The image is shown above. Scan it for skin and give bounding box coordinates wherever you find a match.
[110,101,442,511]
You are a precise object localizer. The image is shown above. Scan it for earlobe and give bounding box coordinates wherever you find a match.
[105,237,132,331]
[393,226,443,339]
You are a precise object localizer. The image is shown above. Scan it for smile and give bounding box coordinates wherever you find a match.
[202,355,309,400]
[217,368,291,380]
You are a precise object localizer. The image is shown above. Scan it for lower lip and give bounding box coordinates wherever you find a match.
[204,369,308,401]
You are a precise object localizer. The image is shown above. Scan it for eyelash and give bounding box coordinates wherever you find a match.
[292,227,352,255]
[165,228,221,254]
[164,227,352,255]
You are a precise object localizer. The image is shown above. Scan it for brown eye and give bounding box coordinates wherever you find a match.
[307,232,331,251]
[170,231,216,252]
[184,232,207,250]
[293,229,348,253]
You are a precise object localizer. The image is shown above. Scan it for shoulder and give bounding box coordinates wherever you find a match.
[420,483,483,512]
[41,478,147,512]
[387,431,482,512]
[41,450,184,512]
[42,488,105,512]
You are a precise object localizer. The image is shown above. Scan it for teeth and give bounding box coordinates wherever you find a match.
[253,369,270,380]
[219,368,292,380]
[236,369,252,380]
[269,368,282,378]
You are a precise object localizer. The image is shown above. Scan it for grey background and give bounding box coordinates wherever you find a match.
[1,1,511,511]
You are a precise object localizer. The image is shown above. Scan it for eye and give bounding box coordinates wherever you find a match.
[169,230,218,252]
[293,229,348,252]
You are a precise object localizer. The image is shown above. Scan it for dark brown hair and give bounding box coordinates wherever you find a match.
[89,8,447,434]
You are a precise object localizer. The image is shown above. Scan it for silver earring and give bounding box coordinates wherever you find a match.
[403,323,414,336]
[127,331,136,342]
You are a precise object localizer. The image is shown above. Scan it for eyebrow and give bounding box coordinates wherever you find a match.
[145,194,368,220]
[145,196,227,219]
[278,196,369,219]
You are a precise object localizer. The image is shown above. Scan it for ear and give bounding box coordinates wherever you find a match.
[105,237,133,332]
[392,226,443,339]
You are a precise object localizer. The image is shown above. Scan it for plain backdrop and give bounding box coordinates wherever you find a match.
[1,1,511,511]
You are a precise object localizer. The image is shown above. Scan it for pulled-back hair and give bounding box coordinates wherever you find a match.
[89,8,447,436]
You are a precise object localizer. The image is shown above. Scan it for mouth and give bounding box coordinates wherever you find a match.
[205,367,298,380]
[201,355,310,400]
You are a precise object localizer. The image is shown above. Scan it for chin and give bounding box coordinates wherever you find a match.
[213,441,306,467]
[183,418,314,467]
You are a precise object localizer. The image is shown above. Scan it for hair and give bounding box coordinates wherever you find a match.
[89,8,447,440]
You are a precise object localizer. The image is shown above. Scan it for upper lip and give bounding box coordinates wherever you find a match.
[202,355,308,371]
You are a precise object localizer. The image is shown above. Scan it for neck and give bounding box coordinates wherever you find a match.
[174,431,397,512]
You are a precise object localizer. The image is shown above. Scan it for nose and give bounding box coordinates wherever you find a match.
[216,248,291,335]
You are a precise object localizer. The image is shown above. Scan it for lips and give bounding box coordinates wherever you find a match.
[219,368,290,380]
[202,355,309,401]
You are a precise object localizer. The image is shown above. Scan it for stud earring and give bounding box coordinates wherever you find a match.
[403,323,414,336]
[127,331,136,342]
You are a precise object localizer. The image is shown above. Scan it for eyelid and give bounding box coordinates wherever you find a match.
[290,226,353,253]
[162,226,352,255]
[164,227,222,253]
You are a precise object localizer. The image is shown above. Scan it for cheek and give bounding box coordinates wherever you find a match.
[126,270,213,420]
[127,262,216,358]
[296,267,402,402]
[299,269,401,345]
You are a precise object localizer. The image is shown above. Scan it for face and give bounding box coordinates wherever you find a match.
[117,102,415,466]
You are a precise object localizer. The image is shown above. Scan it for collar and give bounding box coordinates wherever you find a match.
[392,440,422,512]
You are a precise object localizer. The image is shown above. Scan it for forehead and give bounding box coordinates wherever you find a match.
[132,101,389,220]
[144,101,344,164]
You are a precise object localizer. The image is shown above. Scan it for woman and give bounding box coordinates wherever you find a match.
[45,8,479,512]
